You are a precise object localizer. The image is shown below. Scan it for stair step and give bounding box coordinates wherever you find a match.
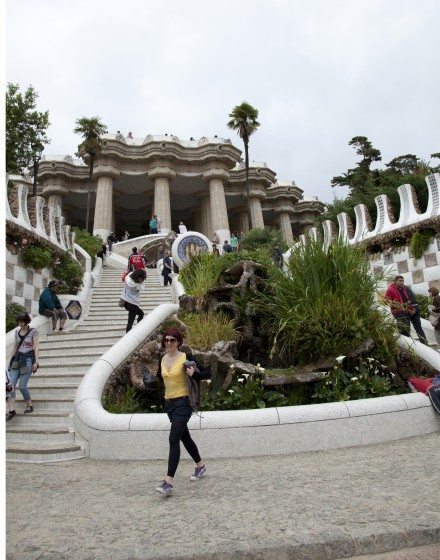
[30,372,84,381]
[7,425,74,443]
[9,411,73,426]
[25,385,79,398]
[6,442,85,463]
[14,397,74,411]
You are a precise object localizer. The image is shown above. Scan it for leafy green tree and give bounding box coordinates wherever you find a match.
[74,116,107,231]
[238,227,287,252]
[331,136,381,194]
[227,102,260,230]
[6,83,50,175]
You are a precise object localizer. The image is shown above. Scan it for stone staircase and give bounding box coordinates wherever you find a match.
[6,266,173,463]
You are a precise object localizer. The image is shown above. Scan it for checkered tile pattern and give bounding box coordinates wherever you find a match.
[6,249,53,317]
[370,238,440,294]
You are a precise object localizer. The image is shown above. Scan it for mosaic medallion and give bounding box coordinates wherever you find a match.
[172,232,211,268]
[65,299,82,320]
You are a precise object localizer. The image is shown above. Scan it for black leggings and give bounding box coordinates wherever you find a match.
[124,301,144,332]
[166,397,201,477]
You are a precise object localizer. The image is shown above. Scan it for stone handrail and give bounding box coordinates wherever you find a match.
[6,175,76,253]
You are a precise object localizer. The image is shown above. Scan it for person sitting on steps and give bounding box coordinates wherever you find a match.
[39,280,67,332]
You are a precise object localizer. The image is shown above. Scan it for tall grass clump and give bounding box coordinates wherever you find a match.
[258,238,397,366]
[179,253,225,298]
[181,311,240,350]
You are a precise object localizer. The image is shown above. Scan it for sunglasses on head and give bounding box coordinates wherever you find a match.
[164,337,177,342]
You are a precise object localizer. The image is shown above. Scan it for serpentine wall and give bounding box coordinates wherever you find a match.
[298,173,440,293]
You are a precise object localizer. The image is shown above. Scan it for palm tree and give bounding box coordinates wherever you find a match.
[227,102,260,230]
[74,116,107,231]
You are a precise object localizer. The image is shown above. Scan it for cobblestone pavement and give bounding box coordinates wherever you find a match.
[6,433,440,560]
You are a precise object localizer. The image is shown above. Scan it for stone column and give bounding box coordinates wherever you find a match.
[199,195,212,238]
[238,209,249,235]
[249,197,265,229]
[278,211,294,245]
[148,167,175,233]
[203,169,230,245]
[93,175,114,241]
[47,193,63,209]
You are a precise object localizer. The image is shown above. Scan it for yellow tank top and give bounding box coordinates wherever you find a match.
[161,353,189,400]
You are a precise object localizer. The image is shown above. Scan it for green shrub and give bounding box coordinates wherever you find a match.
[312,358,396,403]
[103,386,143,414]
[179,253,225,298]
[202,367,312,411]
[73,227,103,259]
[417,294,430,319]
[6,302,26,332]
[410,229,435,260]
[238,227,288,252]
[21,243,54,270]
[257,238,397,366]
[181,311,240,350]
[53,253,83,294]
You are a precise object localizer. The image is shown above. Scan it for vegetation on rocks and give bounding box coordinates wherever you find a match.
[6,302,27,332]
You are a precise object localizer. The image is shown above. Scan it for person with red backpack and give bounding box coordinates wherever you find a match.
[127,247,147,272]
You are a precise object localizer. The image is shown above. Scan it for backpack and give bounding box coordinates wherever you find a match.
[129,254,145,270]
[428,385,440,415]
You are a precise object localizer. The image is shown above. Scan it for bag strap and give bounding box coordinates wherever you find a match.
[9,327,31,368]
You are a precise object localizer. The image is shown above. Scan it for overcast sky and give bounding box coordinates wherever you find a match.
[5,0,440,202]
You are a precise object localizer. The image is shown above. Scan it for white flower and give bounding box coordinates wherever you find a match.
[258,366,266,373]
[229,364,235,370]
[238,378,244,383]
[228,389,234,394]
[206,379,211,384]
[367,357,375,363]
[390,372,395,378]
[335,356,345,364]
[256,363,261,368]
[242,373,250,379]
[351,377,358,381]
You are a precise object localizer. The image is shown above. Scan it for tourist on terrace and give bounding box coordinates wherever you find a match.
[212,243,220,257]
[428,286,440,346]
[39,280,67,332]
[96,243,107,265]
[149,215,158,234]
[222,240,232,254]
[155,328,210,496]
[120,268,147,332]
[178,221,188,234]
[7,312,40,419]
[230,233,239,251]
[122,230,130,241]
[127,131,133,139]
[107,232,117,254]
[385,275,427,344]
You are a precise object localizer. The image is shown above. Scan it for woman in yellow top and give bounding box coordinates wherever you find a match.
[156,328,210,496]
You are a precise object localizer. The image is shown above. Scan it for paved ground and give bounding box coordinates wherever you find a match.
[6,433,440,560]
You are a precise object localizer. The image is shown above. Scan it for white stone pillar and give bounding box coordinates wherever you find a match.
[200,195,212,239]
[278,211,294,245]
[204,170,230,245]
[48,193,63,209]
[238,209,249,235]
[149,167,175,234]
[93,175,114,241]
[249,197,265,229]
